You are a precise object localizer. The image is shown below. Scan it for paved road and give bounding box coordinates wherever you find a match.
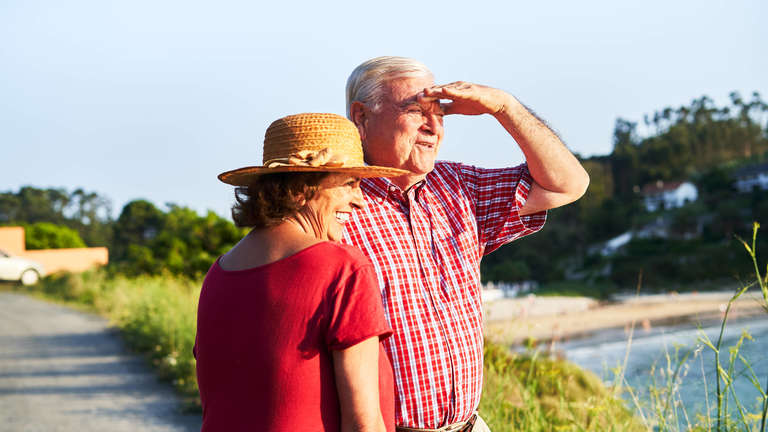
[0,292,202,432]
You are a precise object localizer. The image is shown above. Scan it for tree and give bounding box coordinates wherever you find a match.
[110,201,245,278]
[0,187,69,225]
[68,188,113,246]
[0,186,113,246]
[111,200,165,263]
[610,119,640,200]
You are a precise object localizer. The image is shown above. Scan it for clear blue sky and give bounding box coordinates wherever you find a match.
[2,1,766,218]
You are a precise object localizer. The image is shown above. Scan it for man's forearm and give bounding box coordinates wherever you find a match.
[492,95,589,200]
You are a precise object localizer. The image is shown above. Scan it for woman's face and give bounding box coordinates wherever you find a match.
[300,173,365,242]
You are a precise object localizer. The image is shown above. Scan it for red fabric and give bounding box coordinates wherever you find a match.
[342,161,546,428]
[194,242,395,432]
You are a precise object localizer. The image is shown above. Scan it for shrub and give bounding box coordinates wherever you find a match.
[23,222,86,249]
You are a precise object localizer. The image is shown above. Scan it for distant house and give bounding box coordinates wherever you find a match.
[0,226,108,274]
[733,163,768,193]
[641,180,698,212]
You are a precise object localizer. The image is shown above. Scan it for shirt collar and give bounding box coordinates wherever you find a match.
[362,177,427,201]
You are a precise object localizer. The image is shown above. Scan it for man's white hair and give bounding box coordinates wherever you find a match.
[345,56,433,119]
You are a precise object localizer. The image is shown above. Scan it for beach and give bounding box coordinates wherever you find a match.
[484,291,767,346]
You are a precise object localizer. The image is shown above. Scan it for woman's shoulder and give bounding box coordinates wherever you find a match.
[309,242,372,268]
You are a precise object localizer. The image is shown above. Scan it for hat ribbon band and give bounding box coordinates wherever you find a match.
[265,148,347,169]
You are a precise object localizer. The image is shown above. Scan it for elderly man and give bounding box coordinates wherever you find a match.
[342,56,589,431]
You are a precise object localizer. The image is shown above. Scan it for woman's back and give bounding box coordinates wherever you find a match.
[194,242,394,431]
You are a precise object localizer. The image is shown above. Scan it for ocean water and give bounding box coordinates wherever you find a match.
[559,315,768,422]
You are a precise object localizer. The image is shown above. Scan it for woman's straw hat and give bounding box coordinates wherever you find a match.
[218,113,409,186]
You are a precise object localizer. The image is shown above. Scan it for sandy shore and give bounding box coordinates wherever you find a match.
[484,291,767,346]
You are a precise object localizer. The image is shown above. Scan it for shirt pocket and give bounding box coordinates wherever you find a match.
[433,228,481,299]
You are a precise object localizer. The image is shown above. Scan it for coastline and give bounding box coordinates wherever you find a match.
[484,291,767,346]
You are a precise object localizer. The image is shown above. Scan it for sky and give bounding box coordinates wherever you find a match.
[1,0,766,219]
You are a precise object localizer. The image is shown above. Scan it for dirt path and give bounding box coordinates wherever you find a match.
[0,292,202,432]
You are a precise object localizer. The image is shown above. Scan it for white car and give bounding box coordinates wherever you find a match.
[0,249,45,285]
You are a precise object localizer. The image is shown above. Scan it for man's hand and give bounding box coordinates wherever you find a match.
[420,82,513,117]
[424,81,590,214]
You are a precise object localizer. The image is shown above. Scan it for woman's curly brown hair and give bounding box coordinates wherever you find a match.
[231,172,329,228]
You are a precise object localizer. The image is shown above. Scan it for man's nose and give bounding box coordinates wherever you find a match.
[350,187,366,209]
[421,113,442,135]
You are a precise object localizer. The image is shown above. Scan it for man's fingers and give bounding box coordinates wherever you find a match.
[417,92,441,103]
[429,82,471,93]
[423,86,463,101]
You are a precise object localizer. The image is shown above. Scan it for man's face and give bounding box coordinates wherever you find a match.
[359,76,445,179]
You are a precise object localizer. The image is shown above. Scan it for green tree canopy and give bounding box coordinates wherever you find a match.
[111,200,245,278]
[0,186,112,246]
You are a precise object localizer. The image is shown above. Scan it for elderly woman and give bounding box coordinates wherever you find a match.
[194,113,408,431]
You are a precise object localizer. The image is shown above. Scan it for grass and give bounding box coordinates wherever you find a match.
[15,268,641,428]
[610,222,768,431]
[480,341,645,431]
[9,222,766,430]
[535,280,616,299]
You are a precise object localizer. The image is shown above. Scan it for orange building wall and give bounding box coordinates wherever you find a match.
[23,248,109,274]
[0,226,109,274]
[0,226,25,255]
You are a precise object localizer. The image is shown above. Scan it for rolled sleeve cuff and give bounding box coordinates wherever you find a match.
[513,164,547,234]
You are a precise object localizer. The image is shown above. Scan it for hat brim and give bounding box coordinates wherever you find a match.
[218,165,411,186]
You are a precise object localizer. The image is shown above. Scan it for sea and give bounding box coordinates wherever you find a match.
[558,315,768,423]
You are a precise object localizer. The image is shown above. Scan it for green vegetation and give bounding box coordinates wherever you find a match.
[17,269,643,428]
[110,200,245,277]
[0,187,113,247]
[616,223,768,431]
[534,281,616,299]
[2,90,767,428]
[480,342,645,431]
[19,225,767,430]
[484,91,768,291]
[481,223,768,431]
[2,91,766,290]
[0,189,245,278]
[7,211,765,430]
[22,222,86,249]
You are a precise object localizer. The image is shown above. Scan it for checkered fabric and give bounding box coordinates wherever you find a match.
[342,161,546,428]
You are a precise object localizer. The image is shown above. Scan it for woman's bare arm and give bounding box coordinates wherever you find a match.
[332,336,386,432]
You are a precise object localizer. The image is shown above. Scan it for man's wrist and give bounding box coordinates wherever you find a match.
[491,93,521,120]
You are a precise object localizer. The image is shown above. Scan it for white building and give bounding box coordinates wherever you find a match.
[733,163,768,193]
[642,180,698,212]
[481,280,538,302]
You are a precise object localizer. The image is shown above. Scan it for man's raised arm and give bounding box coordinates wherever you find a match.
[421,82,589,215]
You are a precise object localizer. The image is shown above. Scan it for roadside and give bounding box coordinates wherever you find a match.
[0,291,202,432]
[484,290,767,345]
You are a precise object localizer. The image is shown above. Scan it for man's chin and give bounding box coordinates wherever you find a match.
[408,161,436,176]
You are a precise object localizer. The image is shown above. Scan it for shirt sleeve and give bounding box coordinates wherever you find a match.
[458,162,547,255]
[326,264,393,350]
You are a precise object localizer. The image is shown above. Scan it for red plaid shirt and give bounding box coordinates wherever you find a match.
[342,161,546,428]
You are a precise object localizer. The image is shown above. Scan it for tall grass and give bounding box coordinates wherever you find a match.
[18,222,765,429]
[480,342,645,431]
[613,222,768,431]
[25,268,641,428]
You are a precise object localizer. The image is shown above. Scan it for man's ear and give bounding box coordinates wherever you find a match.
[349,101,367,141]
